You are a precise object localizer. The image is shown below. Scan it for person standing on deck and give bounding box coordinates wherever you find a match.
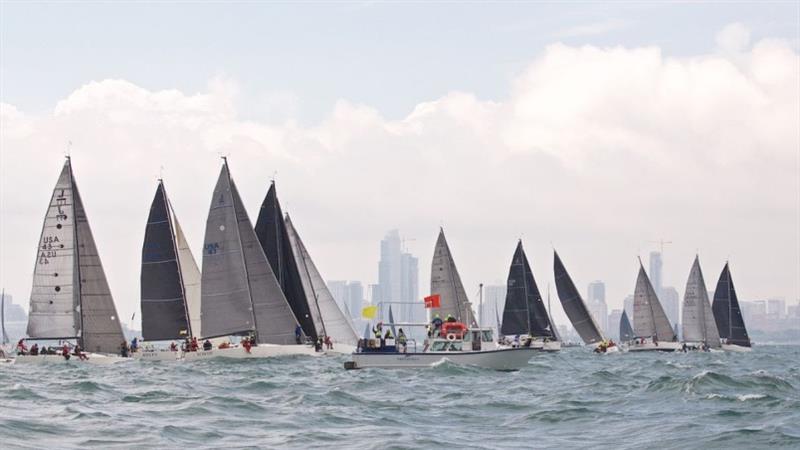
[295,325,303,344]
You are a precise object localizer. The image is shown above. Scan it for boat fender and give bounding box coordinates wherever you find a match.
[447,333,457,341]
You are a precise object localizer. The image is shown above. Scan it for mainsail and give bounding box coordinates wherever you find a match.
[619,309,634,342]
[255,182,317,340]
[501,241,555,338]
[27,158,124,354]
[553,250,604,344]
[140,180,201,340]
[284,215,359,346]
[200,159,299,344]
[712,263,750,347]
[681,256,720,347]
[429,229,477,325]
[633,263,676,342]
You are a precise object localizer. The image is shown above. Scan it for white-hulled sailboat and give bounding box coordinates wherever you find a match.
[553,250,617,353]
[712,262,752,352]
[17,157,127,364]
[681,256,721,351]
[629,260,681,352]
[347,229,537,371]
[253,182,359,354]
[500,241,561,352]
[136,180,200,361]
[185,159,317,360]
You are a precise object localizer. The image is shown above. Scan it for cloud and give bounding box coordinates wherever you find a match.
[716,22,751,53]
[552,19,628,39]
[1,24,798,328]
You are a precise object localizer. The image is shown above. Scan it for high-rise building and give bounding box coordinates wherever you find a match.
[766,298,786,318]
[608,309,623,341]
[376,230,420,323]
[483,284,506,330]
[623,295,634,317]
[649,251,663,295]
[660,286,680,328]
[1,293,26,322]
[587,281,608,335]
[346,281,365,319]
[326,280,349,312]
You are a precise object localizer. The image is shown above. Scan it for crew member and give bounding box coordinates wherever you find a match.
[203,339,212,351]
[295,325,303,344]
[397,328,408,353]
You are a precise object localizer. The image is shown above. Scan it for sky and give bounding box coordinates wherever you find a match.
[1,2,798,330]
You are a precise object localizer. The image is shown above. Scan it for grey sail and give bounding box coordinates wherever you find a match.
[619,309,634,342]
[553,250,604,344]
[633,264,675,342]
[430,229,477,325]
[141,181,200,340]
[681,256,721,347]
[174,217,202,339]
[27,158,124,354]
[712,263,750,347]
[501,241,554,338]
[285,215,359,345]
[255,183,317,340]
[388,305,397,337]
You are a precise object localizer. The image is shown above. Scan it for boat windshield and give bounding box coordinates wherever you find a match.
[430,341,463,352]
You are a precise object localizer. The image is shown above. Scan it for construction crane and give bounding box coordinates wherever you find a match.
[649,239,673,254]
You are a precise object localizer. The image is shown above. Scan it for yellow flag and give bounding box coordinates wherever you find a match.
[361,305,378,319]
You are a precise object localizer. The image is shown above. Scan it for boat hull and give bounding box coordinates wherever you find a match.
[542,341,561,352]
[183,344,320,361]
[133,350,183,361]
[14,353,127,365]
[722,344,752,352]
[348,347,537,371]
[627,341,682,352]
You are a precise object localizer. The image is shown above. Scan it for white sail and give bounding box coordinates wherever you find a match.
[633,264,675,342]
[430,229,477,325]
[681,256,721,347]
[174,215,202,338]
[284,215,359,346]
[27,158,124,354]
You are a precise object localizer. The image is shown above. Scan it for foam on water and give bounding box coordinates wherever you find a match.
[0,345,798,449]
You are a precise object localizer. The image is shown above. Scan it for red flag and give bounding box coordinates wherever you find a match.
[424,294,441,308]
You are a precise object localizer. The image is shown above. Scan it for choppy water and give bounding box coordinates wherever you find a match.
[1,345,798,449]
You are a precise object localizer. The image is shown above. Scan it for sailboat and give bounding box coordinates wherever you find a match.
[629,261,681,352]
[346,229,537,370]
[253,181,358,353]
[553,250,605,347]
[284,214,360,353]
[619,309,635,343]
[136,180,201,361]
[500,241,560,351]
[681,256,721,350]
[712,262,752,352]
[186,158,317,360]
[18,157,126,364]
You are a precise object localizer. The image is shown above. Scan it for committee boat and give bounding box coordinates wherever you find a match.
[553,250,617,353]
[186,159,317,361]
[135,180,200,361]
[712,262,752,352]
[17,157,127,364]
[628,261,681,352]
[499,241,560,352]
[254,182,358,354]
[681,256,721,351]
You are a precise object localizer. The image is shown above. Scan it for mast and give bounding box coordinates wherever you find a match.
[478,283,483,328]
[68,157,85,349]
[164,180,192,338]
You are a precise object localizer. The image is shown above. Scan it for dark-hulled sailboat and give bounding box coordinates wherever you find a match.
[712,262,751,351]
[19,157,126,364]
[189,159,316,360]
[629,261,681,352]
[553,250,604,346]
[681,256,720,350]
[500,241,559,351]
[138,180,201,360]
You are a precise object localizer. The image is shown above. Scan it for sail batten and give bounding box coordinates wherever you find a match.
[633,264,675,342]
[430,230,477,325]
[553,251,604,344]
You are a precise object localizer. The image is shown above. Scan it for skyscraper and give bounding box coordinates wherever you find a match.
[660,286,680,328]
[649,251,663,296]
[483,284,506,330]
[608,309,623,341]
[376,230,420,323]
[587,281,608,335]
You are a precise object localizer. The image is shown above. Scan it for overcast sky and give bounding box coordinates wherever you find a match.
[1,2,798,329]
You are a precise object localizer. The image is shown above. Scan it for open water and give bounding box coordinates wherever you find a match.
[0,345,798,449]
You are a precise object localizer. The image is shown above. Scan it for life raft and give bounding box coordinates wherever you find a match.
[440,322,467,339]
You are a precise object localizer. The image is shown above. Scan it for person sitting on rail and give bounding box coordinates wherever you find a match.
[16,339,27,355]
[203,339,212,351]
[397,328,408,353]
